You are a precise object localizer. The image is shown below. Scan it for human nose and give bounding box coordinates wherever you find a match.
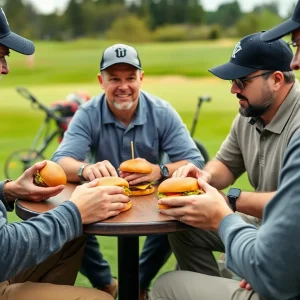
[230,80,241,94]
[290,47,300,70]
[0,58,9,74]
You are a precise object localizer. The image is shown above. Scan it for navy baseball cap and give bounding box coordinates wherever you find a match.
[209,32,293,80]
[261,1,300,42]
[0,8,35,55]
[100,44,142,71]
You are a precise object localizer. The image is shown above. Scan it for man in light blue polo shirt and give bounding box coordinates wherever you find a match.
[52,43,204,299]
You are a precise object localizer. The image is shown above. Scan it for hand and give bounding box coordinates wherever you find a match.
[119,158,161,185]
[240,279,252,290]
[83,160,118,181]
[70,179,130,224]
[172,163,211,183]
[4,161,65,202]
[158,178,233,230]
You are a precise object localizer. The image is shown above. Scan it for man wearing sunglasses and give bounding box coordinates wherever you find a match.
[149,31,300,300]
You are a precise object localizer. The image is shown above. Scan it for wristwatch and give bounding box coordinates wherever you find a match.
[77,164,89,181]
[227,188,241,212]
[159,164,169,179]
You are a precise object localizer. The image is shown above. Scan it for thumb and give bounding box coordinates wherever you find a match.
[85,178,98,188]
[197,177,214,193]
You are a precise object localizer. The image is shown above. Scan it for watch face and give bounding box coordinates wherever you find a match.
[160,164,169,178]
[228,188,241,197]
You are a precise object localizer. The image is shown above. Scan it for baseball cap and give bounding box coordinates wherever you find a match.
[100,44,142,71]
[0,7,35,55]
[209,32,293,80]
[261,1,300,42]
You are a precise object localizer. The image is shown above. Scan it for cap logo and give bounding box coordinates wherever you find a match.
[1,8,9,25]
[232,42,242,58]
[115,48,127,58]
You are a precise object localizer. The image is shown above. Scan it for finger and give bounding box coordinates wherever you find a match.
[104,163,118,177]
[109,195,130,203]
[172,167,184,178]
[197,178,214,193]
[246,283,252,290]
[158,206,186,218]
[84,178,99,188]
[239,279,247,288]
[158,196,188,208]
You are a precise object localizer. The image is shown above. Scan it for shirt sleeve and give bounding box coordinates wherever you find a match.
[219,132,300,300]
[215,115,246,179]
[159,104,204,169]
[52,107,93,163]
[0,201,82,281]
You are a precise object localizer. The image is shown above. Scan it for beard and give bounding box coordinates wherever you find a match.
[238,89,274,117]
[112,100,135,110]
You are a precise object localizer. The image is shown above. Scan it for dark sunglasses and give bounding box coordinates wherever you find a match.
[230,71,273,90]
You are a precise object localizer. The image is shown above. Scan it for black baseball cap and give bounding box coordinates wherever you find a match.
[0,8,35,55]
[100,44,142,71]
[209,32,292,80]
[261,1,300,42]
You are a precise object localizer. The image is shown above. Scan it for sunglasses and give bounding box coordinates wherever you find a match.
[230,71,273,90]
[288,37,300,47]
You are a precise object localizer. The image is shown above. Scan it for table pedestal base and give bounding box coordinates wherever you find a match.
[118,236,140,300]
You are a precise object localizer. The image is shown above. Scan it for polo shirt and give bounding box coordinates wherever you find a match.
[52,90,203,170]
[215,81,300,192]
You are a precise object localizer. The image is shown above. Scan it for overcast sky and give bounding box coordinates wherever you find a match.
[26,0,297,17]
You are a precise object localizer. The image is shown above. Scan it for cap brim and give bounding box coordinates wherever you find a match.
[101,61,142,71]
[261,19,300,42]
[208,61,257,80]
[0,31,35,55]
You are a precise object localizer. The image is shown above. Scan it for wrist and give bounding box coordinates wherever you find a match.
[3,180,18,202]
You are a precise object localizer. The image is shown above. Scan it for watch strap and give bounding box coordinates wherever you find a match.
[0,179,16,212]
[77,164,90,181]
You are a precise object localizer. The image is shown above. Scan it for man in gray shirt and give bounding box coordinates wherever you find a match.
[52,43,203,298]
[149,8,300,300]
[0,7,129,300]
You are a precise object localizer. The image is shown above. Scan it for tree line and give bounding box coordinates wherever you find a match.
[0,0,296,42]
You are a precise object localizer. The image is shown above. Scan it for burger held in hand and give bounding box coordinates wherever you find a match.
[157,177,204,210]
[34,160,67,187]
[96,177,132,212]
[119,159,155,196]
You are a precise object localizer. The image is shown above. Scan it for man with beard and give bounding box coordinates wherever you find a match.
[52,43,203,299]
[162,31,300,282]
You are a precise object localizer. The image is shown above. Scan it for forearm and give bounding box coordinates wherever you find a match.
[0,201,82,281]
[57,157,86,182]
[204,160,235,189]
[236,191,275,219]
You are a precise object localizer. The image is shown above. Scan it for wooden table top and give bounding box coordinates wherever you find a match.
[16,183,191,236]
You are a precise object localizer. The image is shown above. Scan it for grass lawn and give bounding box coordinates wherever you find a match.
[0,76,252,289]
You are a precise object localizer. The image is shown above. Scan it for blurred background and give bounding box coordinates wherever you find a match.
[0,0,297,290]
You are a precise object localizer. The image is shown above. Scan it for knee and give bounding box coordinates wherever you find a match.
[150,271,180,300]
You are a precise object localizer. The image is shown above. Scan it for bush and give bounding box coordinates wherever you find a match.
[105,15,151,43]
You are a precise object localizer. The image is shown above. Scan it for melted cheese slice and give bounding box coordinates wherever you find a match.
[134,183,151,190]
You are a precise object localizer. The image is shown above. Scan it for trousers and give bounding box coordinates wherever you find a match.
[0,237,112,300]
[168,213,258,276]
[80,234,172,289]
[150,271,262,300]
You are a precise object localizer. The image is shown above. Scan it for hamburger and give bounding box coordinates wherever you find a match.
[34,160,67,187]
[119,159,155,196]
[157,177,204,209]
[96,177,132,212]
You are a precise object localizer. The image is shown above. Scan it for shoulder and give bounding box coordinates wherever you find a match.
[140,90,174,113]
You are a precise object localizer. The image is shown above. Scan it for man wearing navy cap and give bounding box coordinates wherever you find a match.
[149,31,300,300]
[0,7,131,300]
[52,43,204,299]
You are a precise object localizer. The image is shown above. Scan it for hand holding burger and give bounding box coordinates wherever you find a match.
[95,177,132,212]
[3,161,65,203]
[70,178,131,224]
[119,158,155,196]
[158,177,233,231]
